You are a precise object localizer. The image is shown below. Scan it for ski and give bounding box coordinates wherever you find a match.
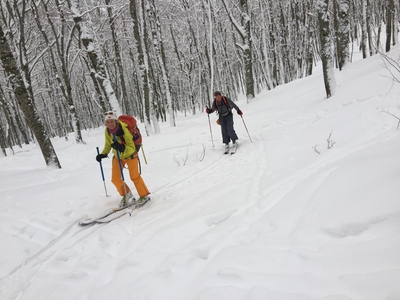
[230,143,238,155]
[79,199,140,226]
[95,206,135,223]
[96,197,151,223]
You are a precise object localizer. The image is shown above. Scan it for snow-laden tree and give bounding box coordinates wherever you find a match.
[1,0,399,158]
[147,0,175,127]
[68,0,121,114]
[221,0,255,100]
[0,22,61,168]
[104,0,130,114]
[30,0,85,144]
[129,0,158,135]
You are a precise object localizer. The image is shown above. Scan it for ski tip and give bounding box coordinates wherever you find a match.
[78,217,93,226]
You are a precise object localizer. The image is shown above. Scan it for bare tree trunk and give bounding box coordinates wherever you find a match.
[147,0,175,127]
[335,0,350,70]
[0,86,21,154]
[318,0,336,98]
[360,0,368,58]
[222,0,255,100]
[129,0,153,135]
[386,0,393,52]
[105,0,130,114]
[258,0,273,90]
[393,0,399,46]
[240,0,254,100]
[0,24,61,168]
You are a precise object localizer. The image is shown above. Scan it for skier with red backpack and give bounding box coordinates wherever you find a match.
[206,91,243,153]
[96,111,150,207]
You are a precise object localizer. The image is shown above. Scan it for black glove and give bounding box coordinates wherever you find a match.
[237,109,243,116]
[206,107,212,114]
[96,153,108,162]
[111,141,125,152]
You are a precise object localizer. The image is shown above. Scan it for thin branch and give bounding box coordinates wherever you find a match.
[381,110,400,129]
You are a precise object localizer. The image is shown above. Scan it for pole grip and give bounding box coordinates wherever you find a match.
[97,147,108,196]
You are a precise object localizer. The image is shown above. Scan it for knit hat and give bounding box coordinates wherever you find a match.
[104,111,118,123]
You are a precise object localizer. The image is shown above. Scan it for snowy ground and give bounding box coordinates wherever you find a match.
[1,47,400,300]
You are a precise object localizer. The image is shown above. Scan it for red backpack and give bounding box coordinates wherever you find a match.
[118,115,142,151]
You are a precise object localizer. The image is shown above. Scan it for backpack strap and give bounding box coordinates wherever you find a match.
[222,96,232,109]
[214,96,232,110]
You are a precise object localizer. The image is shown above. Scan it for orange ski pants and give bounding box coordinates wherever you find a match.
[111,156,150,198]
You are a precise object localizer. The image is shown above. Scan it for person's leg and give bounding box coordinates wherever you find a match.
[220,117,230,144]
[126,157,150,198]
[111,157,130,196]
[225,114,238,142]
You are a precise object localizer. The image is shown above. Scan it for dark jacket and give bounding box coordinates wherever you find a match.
[210,96,240,117]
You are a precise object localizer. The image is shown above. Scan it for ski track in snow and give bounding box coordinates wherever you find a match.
[2,133,397,299]
[0,142,253,299]
[2,124,400,300]
[0,220,97,299]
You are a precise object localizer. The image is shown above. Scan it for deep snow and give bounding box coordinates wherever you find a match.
[1,46,400,300]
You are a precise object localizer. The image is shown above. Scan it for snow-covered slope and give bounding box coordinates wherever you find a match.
[1,47,400,300]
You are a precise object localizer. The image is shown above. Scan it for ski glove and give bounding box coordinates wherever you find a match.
[111,141,125,152]
[237,109,243,116]
[206,107,212,114]
[96,153,108,162]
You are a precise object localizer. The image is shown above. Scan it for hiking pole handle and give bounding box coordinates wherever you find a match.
[96,147,108,196]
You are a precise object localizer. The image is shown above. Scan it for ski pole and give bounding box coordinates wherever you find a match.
[113,135,128,195]
[96,147,109,196]
[207,113,215,148]
[240,115,253,143]
[141,145,148,164]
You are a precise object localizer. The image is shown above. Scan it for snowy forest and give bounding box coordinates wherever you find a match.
[0,0,398,167]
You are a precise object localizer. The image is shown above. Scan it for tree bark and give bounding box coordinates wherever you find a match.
[318,0,336,98]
